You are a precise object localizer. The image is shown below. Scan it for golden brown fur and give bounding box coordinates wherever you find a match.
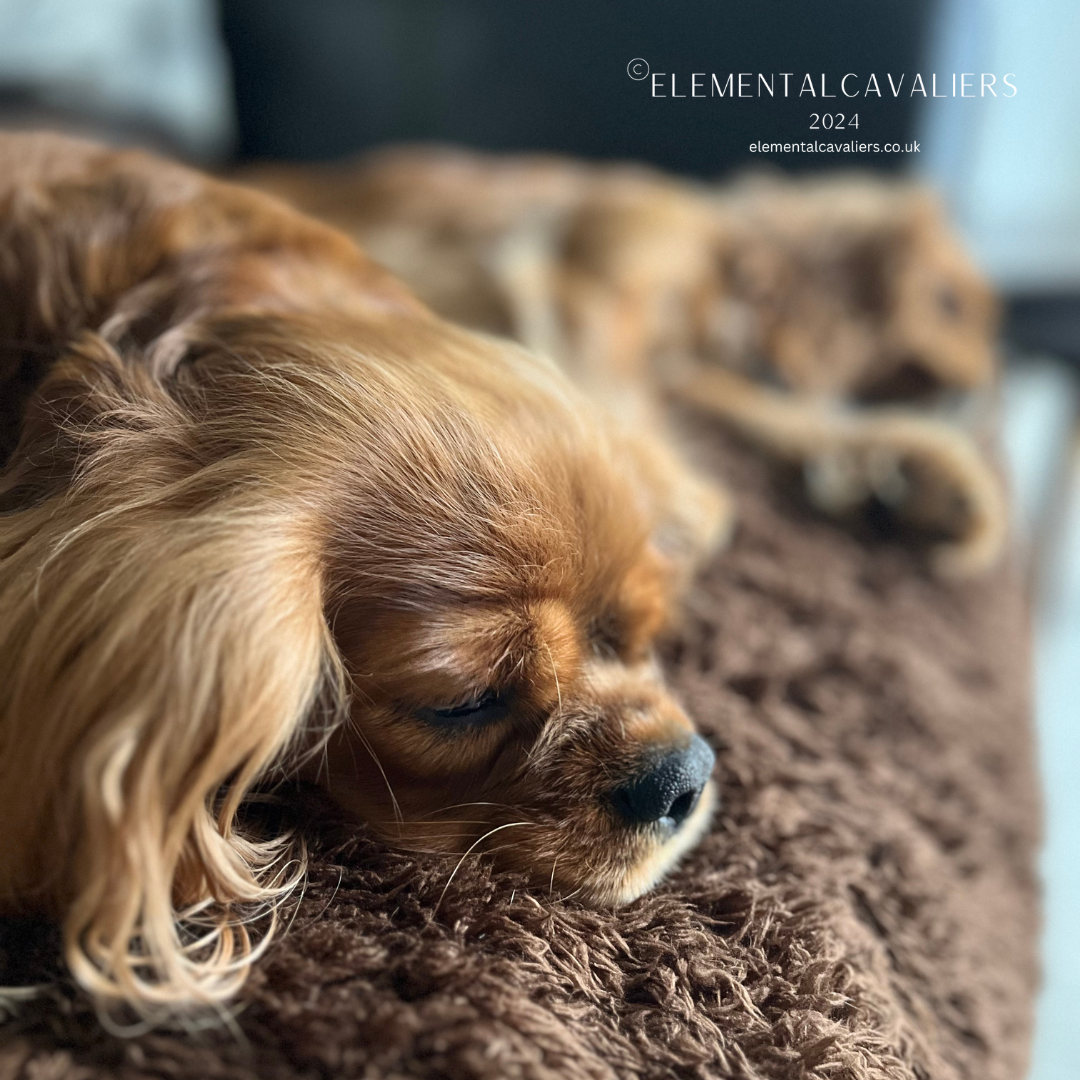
[243,146,1008,577]
[0,133,724,1017]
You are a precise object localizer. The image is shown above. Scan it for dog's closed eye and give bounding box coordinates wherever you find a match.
[588,611,625,660]
[416,688,511,729]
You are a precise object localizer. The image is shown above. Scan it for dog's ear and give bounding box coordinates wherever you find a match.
[0,133,423,470]
[0,332,344,1014]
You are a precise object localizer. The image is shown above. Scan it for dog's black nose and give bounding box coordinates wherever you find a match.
[609,735,715,829]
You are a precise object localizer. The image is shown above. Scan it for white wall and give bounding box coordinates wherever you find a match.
[0,0,234,159]
[920,0,1080,291]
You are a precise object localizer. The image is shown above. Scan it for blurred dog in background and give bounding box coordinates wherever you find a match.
[246,147,1006,577]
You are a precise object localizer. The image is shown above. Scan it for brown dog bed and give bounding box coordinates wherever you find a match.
[0,411,1038,1080]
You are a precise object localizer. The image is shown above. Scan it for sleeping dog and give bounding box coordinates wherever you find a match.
[0,133,726,1016]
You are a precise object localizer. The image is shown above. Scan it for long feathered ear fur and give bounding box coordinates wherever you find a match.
[0,133,368,1017]
[0,331,343,1015]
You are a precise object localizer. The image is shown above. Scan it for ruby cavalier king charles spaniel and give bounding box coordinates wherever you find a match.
[0,134,725,1017]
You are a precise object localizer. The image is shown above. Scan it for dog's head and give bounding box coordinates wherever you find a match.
[305,315,718,903]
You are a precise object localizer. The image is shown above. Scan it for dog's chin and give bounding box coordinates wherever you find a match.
[570,779,718,907]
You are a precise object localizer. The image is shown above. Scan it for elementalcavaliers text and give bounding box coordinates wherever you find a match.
[649,72,1017,98]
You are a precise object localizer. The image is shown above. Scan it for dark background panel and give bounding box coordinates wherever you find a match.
[221,0,933,177]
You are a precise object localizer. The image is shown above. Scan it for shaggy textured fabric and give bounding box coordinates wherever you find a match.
[0,418,1039,1080]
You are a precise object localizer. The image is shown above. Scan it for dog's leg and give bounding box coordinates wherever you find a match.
[671,365,1008,577]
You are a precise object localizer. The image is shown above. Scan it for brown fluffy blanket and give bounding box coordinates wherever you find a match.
[0,418,1039,1080]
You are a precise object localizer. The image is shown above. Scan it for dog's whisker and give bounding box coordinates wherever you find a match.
[348,717,403,828]
[432,822,533,917]
[426,801,522,815]
[375,819,492,827]
[396,846,473,856]
[371,830,489,842]
[542,640,563,718]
